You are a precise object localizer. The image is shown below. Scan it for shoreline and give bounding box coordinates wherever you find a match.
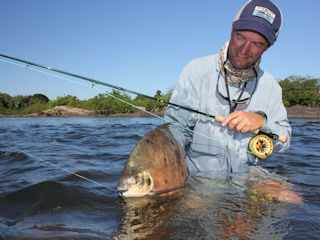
[286,105,320,119]
[1,105,320,119]
[0,106,166,118]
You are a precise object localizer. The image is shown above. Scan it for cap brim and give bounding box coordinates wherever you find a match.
[234,20,275,45]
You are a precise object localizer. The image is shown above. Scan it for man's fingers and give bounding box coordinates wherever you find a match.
[221,111,263,133]
[221,111,241,127]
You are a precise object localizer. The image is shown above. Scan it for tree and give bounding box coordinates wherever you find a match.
[31,94,49,104]
[279,75,320,107]
[0,93,11,108]
[53,95,80,106]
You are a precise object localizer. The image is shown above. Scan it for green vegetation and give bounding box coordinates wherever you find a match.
[1,75,319,116]
[279,75,320,107]
[0,93,51,115]
[0,89,173,115]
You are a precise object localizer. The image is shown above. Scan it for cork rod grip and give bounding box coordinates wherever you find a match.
[215,114,287,143]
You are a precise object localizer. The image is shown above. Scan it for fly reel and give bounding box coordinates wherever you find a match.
[249,134,273,158]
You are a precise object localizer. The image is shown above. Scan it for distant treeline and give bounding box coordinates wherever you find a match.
[0,89,172,115]
[279,75,320,107]
[1,75,319,115]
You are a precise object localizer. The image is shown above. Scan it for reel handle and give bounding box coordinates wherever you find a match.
[276,135,287,144]
[215,115,287,143]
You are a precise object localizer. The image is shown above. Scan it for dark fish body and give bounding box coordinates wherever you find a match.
[117,123,189,197]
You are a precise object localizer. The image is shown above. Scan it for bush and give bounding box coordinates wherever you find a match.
[279,75,320,107]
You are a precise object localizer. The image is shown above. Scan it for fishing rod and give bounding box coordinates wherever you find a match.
[0,54,216,118]
[0,54,286,146]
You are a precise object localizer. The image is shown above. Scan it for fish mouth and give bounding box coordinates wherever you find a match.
[117,184,146,198]
[117,171,154,197]
[117,184,129,197]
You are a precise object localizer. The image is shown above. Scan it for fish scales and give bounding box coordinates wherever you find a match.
[118,123,189,197]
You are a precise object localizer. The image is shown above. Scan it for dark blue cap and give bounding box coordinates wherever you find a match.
[233,0,282,45]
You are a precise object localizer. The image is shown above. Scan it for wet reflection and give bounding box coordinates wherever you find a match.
[115,174,291,240]
[115,190,185,240]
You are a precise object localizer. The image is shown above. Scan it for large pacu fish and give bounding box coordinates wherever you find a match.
[117,123,189,197]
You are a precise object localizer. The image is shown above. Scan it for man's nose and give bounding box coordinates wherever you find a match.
[239,42,250,56]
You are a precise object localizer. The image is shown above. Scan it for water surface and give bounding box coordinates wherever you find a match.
[0,117,319,239]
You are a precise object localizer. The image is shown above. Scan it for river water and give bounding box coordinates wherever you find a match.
[0,116,319,239]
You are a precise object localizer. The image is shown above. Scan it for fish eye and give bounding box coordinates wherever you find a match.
[147,178,151,186]
[134,175,141,184]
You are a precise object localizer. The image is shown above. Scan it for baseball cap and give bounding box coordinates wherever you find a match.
[233,0,282,45]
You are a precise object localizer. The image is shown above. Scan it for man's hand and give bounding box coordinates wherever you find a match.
[221,110,264,133]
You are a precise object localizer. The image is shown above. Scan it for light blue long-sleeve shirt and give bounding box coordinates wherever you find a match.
[164,54,291,175]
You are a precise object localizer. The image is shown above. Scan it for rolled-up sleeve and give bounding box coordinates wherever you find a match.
[164,61,200,148]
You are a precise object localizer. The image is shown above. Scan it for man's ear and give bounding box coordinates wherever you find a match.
[265,42,271,51]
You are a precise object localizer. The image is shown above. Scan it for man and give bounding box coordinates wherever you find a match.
[165,0,291,175]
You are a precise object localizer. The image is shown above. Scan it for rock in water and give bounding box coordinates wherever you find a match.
[117,123,189,197]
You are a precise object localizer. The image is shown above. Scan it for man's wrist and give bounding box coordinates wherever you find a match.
[255,111,268,128]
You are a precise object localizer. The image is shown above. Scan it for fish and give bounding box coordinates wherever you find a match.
[117,123,189,197]
[117,124,302,203]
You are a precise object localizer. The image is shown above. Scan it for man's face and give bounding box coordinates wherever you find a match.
[228,30,270,69]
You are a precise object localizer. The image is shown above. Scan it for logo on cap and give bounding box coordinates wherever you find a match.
[252,6,276,24]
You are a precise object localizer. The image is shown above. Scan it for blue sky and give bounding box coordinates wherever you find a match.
[1,0,320,100]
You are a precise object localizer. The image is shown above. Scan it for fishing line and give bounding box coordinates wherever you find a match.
[0,55,283,157]
[0,57,253,156]
[0,54,217,119]
[1,143,118,193]
[0,58,171,120]
[0,54,286,143]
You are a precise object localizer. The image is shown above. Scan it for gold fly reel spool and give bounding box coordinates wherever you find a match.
[249,134,273,158]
